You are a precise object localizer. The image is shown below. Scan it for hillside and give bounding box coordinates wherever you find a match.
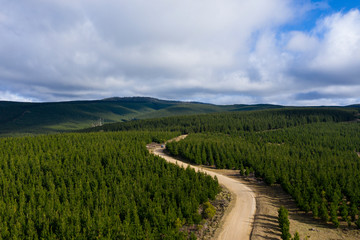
[1,96,359,136]
[0,97,281,136]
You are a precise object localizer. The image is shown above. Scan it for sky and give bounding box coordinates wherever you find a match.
[0,0,360,105]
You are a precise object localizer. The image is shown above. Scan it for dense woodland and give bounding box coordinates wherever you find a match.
[0,98,283,136]
[166,121,360,227]
[0,131,220,239]
[86,107,360,228]
[1,107,359,239]
[87,108,357,134]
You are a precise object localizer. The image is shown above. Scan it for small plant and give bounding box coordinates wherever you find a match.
[292,231,300,240]
[174,218,183,229]
[202,201,216,219]
[189,232,197,240]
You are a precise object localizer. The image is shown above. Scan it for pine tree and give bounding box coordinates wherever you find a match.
[349,203,359,222]
[330,203,339,228]
[319,201,329,222]
[340,202,350,226]
[278,206,291,240]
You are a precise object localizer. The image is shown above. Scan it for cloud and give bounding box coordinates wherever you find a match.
[286,31,320,53]
[284,9,360,105]
[0,90,33,102]
[229,8,360,106]
[0,1,359,105]
[310,10,360,78]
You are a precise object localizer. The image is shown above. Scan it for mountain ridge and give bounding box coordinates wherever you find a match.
[0,96,358,136]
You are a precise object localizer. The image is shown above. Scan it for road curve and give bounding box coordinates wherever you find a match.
[152,144,256,240]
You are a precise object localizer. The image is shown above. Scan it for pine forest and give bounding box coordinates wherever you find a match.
[0,131,219,239]
[1,107,360,239]
[164,112,360,228]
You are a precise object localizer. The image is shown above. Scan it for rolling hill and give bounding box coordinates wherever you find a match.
[0,97,282,136]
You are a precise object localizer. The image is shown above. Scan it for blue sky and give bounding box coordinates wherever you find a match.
[290,0,360,30]
[329,0,360,11]
[0,0,359,105]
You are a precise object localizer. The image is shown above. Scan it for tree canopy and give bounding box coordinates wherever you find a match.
[0,131,220,239]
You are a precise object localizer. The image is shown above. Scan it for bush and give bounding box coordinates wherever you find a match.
[202,202,216,219]
[292,231,300,240]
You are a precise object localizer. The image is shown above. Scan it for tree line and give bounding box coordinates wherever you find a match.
[84,108,357,134]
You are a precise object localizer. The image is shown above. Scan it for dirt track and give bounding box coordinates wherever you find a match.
[149,136,360,240]
[152,144,256,240]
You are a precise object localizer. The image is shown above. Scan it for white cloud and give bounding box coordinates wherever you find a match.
[310,10,360,73]
[237,9,360,105]
[0,1,359,105]
[0,91,34,102]
[0,0,295,102]
[286,31,320,53]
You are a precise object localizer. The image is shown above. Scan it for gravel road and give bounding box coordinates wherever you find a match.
[152,145,256,240]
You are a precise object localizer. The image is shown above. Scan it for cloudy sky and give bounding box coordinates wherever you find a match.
[0,0,360,105]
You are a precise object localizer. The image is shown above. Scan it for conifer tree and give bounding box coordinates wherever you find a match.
[278,206,291,240]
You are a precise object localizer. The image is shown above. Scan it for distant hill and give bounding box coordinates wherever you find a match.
[345,104,360,109]
[0,97,283,136]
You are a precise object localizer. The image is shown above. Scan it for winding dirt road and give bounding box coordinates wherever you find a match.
[150,137,256,240]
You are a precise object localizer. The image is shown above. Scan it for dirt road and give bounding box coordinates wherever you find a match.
[152,143,256,240]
